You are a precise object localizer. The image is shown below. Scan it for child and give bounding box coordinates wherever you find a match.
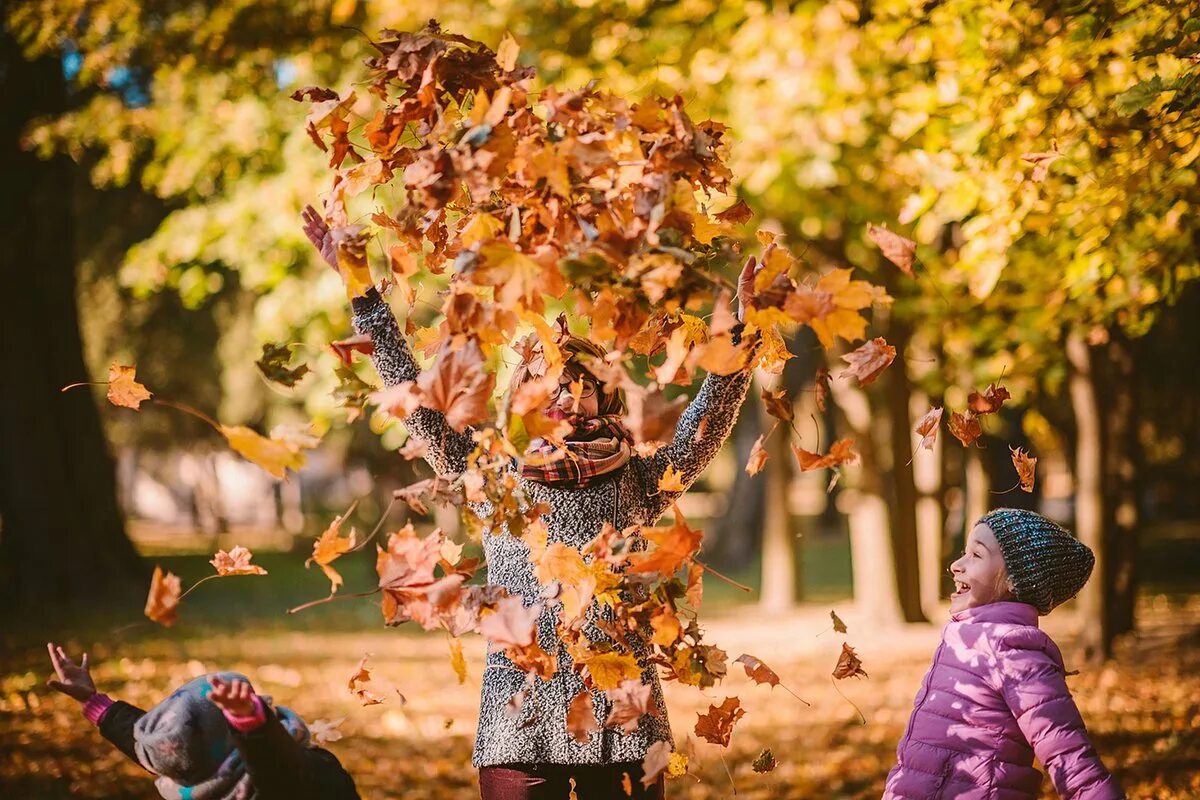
[883,508,1124,800]
[46,643,360,800]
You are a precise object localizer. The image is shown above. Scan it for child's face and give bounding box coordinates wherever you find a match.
[949,523,1013,613]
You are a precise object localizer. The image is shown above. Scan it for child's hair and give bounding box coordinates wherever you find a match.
[978,508,1095,614]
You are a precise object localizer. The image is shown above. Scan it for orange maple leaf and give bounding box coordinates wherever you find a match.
[106,363,153,410]
[210,545,267,576]
[694,697,745,747]
[144,565,181,627]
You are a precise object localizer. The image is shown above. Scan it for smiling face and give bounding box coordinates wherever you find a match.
[949,523,1014,614]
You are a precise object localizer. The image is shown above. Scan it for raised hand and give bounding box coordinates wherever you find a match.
[208,675,258,718]
[301,204,339,271]
[736,245,769,322]
[46,642,97,703]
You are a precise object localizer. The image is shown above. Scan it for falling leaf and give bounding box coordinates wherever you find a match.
[479,596,541,648]
[641,740,674,787]
[449,637,468,685]
[604,679,656,734]
[309,717,345,745]
[209,545,267,576]
[865,223,916,278]
[734,654,782,689]
[792,437,858,472]
[417,340,496,432]
[628,506,703,577]
[833,643,868,680]
[967,383,1011,415]
[830,609,848,634]
[686,562,704,609]
[348,654,385,706]
[752,748,778,774]
[329,334,375,367]
[760,387,793,421]
[948,410,983,447]
[1021,139,1061,182]
[914,406,943,451]
[106,363,152,410]
[219,424,319,480]
[567,690,599,743]
[657,463,686,492]
[814,367,832,412]
[839,337,896,386]
[307,506,357,593]
[583,652,643,692]
[745,434,770,476]
[255,343,309,387]
[694,697,745,747]
[144,565,181,627]
[1011,446,1037,492]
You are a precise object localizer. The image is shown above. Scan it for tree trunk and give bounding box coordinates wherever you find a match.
[708,384,765,570]
[1101,332,1139,640]
[0,28,143,611]
[759,372,798,611]
[912,392,946,620]
[1066,330,1110,660]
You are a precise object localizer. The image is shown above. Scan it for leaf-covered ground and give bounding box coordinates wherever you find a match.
[3,585,1198,799]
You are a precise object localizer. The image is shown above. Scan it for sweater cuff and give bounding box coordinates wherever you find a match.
[221,693,267,732]
[82,693,115,726]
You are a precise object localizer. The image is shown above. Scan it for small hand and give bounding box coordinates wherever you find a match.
[208,676,258,718]
[736,245,768,322]
[301,204,339,271]
[46,642,97,703]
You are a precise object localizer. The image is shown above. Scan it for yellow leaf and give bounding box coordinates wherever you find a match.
[657,464,686,493]
[459,213,505,249]
[144,565,181,627]
[219,424,319,480]
[449,637,468,685]
[106,363,152,410]
[583,652,643,691]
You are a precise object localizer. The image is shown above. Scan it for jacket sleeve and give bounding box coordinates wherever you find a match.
[634,335,759,523]
[351,288,475,477]
[96,700,148,770]
[996,631,1125,800]
[234,707,360,800]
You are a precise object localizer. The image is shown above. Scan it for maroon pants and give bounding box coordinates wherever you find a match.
[479,763,666,800]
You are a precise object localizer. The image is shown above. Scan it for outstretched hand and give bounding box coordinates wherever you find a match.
[208,676,258,718]
[301,204,339,272]
[46,642,96,703]
[736,245,769,322]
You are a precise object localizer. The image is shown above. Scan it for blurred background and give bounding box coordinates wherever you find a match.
[2,1,1198,798]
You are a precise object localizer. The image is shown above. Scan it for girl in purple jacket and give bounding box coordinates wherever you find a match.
[884,508,1124,800]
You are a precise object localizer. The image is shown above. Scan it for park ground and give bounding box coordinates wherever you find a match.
[2,525,1198,799]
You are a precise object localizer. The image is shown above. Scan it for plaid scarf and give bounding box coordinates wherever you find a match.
[521,414,633,488]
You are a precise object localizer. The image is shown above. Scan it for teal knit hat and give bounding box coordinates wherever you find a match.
[978,508,1095,615]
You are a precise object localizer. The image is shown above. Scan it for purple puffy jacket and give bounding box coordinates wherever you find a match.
[884,602,1123,800]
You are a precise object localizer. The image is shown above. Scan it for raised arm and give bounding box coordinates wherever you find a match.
[303,205,473,477]
[997,632,1124,800]
[350,288,475,476]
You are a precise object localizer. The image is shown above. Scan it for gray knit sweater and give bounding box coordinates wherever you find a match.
[352,290,755,768]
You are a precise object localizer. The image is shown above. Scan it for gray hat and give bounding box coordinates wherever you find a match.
[979,508,1095,615]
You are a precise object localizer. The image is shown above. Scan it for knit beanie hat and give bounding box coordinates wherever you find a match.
[133,672,310,800]
[978,508,1095,615]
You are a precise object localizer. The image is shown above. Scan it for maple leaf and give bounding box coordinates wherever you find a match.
[328,334,375,367]
[807,268,886,349]
[715,199,753,224]
[209,545,267,576]
[106,363,152,410]
[479,595,540,648]
[745,434,769,476]
[839,337,896,386]
[948,410,983,447]
[392,475,458,515]
[627,506,703,577]
[760,386,793,421]
[417,340,495,432]
[255,343,309,387]
[671,643,727,689]
[1011,446,1037,493]
[694,697,745,747]
[331,223,374,298]
[641,740,674,787]
[866,223,917,278]
[733,654,782,689]
[814,367,832,412]
[309,717,345,745]
[831,609,848,634]
[967,383,1012,415]
[792,437,858,472]
[567,690,600,743]
[307,507,358,593]
[604,679,656,734]
[219,423,319,480]
[144,565,181,627]
[752,748,778,774]
[348,654,385,706]
[657,463,686,493]
[832,642,868,680]
[914,406,943,451]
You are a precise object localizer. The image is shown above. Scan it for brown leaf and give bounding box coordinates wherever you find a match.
[1021,140,1061,183]
[839,337,897,386]
[792,437,858,472]
[329,334,375,367]
[144,565,181,627]
[478,595,540,648]
[255,343,309,388]
[714,199,753,224]
[1010,446,1037,493]
[604,679,656,734]
[752,748,778,773]
[418,340,496,431]
[640,740,674,787]
[814,367,832,412]
[760,387,793,422]
[948,410,983,447]
[628,505,703,577]
[914,406,943,451]
[307,508,358,593]
[348,654,385,706]
[832,642,868,680]
[967,383,1011,415]
[209,545,267,576]
[734,654,781,688]
[566,689,600,743]
[694,696,745,747]
[830,609,848,634]
[106,363,152,410]
[745,434,769,476]
[865,223,916,278]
